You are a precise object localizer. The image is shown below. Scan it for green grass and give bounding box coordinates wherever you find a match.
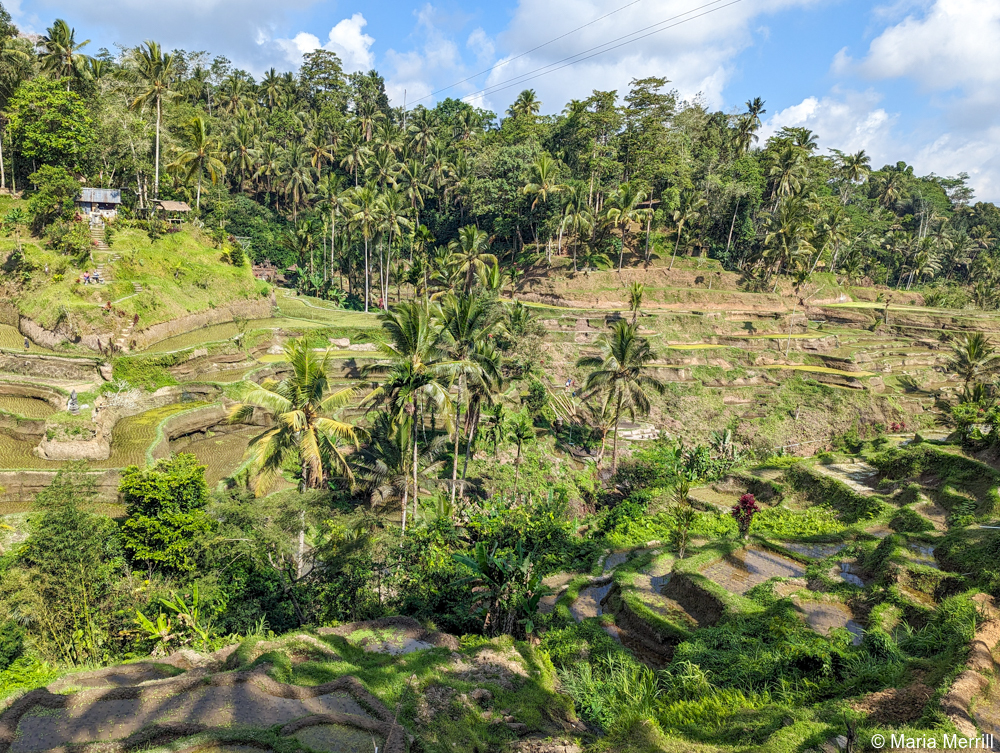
[14,225,269,330]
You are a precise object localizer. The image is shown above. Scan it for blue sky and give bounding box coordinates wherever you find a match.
[11,0,1000,200]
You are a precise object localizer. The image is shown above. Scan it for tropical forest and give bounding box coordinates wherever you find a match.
[0,4,998,753]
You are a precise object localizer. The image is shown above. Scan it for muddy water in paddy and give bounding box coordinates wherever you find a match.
[782,541,846,559]
[799,602,864,645]
[571,580,613,621]
[701,548,805,595]
[0,395,55,419]
[905,543,939,568]
[836,561,868,587]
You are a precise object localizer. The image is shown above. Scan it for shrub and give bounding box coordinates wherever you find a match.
[119,454,214,576]
[0,620,24,670]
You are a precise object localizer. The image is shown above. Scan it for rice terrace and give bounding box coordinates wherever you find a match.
[0,1,999,752]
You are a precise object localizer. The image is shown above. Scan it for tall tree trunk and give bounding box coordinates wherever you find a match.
[669,223,683,270]
[154,96,161,198]
[450,377,463,505]
[611,391,624,475]
[0,127,6,191]
[363,236,370,312]
[726,200,740,258]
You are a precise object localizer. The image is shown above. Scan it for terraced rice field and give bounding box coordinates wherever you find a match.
[701,547,806,595]
[0,324,62,354]
[760,364,876,377]
[0,395,55,418]
[171,426,259,485]
[0,403,206,470]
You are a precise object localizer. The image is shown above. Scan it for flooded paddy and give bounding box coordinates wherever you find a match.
[781,541,846,559]
[836,561,868,587]
[905,543,939,569]
[570,579,614,621]
[0,395,55,419]
[701,547,805,595]
[798,601,864,645]
[814,462,881,494]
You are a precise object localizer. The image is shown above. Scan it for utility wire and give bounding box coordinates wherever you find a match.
[408,0,647,106]
[461,0,744,105]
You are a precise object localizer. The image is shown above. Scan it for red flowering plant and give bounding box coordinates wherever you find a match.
[731,493,760,539]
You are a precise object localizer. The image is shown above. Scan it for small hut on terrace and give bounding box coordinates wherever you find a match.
[153,199,192,223]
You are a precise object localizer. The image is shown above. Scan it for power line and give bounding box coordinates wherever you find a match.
[408,0,647,107]
[462,0,744,106]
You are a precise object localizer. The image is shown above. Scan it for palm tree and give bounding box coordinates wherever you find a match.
[523,154,566,263]
[511,414,535,498]
[947,332,1000,392]
[37,19,89,88]
[349,185,380,312]
[605,182,650,270]
[363,301,455,533]
[355,413,447,526]
[577,321,665,475]
[440,292,499,503]
[449,225,497,293]
[279,144,315,221]
[628,282,644,324]
[168,115,225,210]
[523,154,565,210]
[131,41,176,198]
[668,195,707,270]
[508,89,541,119]
[561,185,594,273]
[228,339,361,495]
[311,174,350,285]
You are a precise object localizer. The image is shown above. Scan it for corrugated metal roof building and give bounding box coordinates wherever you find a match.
[77,188,122,220]
[79,188,122,204]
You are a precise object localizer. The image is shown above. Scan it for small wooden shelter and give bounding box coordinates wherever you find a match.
[154,199,192,223]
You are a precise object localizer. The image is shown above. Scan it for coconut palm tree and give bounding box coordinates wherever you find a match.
[605,182,650,270]
[561,185,594,272]
[311,173,351,285]
[363,300,455,532]
[349,185,380,312]
[440,292,499,503]
[577,321,665,475]
[449,225,497,293]
[131,41,176,198]
[508,89,541,119]
[169,115,225,210]
[523,154,565,210]
[279,143,315,221]
[354,412,447,526]
[510,413,535,498]
[668,195,707,270]
[947,332,1000,392]
[228,339,361,495]
[37,19,89,88]
[628,282,644,324]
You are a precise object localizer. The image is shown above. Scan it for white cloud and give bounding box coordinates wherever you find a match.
[474,0,821,114]
[466,27,494,66]
[760,89,897,157]
[275,13,375,73]
[837,0,1000,200]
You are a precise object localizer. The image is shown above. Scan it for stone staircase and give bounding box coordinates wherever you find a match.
[114,317,137,352]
